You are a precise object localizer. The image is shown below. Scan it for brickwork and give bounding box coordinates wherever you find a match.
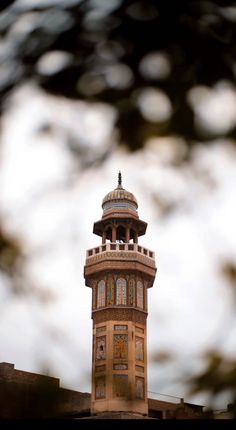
[0,363,90,419]
[0,362,59,387]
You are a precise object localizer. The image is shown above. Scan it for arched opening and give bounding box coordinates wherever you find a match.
[105,226,112,242]
[116,225,126,243]
[130,228,138,243]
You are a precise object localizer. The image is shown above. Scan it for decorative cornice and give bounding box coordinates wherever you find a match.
[92,308,147,324]
[84,253,156,281]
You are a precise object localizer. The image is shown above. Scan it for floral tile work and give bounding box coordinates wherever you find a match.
[113,334,128,359]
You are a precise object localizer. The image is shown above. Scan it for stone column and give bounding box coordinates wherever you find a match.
[102,231,106,244]
[125,226,130,243]
[112,225,116,243]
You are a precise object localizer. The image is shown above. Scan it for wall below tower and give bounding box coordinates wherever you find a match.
[91,320,148,416]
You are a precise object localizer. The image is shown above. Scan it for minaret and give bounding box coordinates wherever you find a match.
[84,173,156,416]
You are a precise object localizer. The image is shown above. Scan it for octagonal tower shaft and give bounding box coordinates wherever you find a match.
[84,174,156,416]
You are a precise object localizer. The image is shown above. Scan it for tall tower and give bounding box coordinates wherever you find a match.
[84,173,156,416]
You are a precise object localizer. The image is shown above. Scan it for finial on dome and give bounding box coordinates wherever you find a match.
[118,171,122,187]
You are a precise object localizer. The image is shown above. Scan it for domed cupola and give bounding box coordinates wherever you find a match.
[93,172,147,241]
[102,172,138,213]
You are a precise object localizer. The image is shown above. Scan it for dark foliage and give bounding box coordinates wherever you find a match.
[0,0,235,150]
[0,228,21,275]
[189,351,236,416]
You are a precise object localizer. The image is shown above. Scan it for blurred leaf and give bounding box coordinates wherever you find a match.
[151,350,173,363]
[221,261,236,304]
[189,350,236,399]
[0,228,22,275]
[221,261,236,286]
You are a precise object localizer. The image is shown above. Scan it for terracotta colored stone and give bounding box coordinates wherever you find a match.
[84,174,156,416]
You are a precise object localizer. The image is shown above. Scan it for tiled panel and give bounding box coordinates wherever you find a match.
[137,280,143,309]
[114,325,128,331]
[107,276,115,305]
[96,326,106,333]
[135,336,144,362]
[135,365,144,373]
[95,376,106,399]
[135,326,144,334]
[116,278,127,305]
[96,336,106,360]
[95,365,106,373]
[113,334,128,359]
[113,364,128,370]
[113,375,128,398]
[128,278,135,306]
[97,280,105,308]
[135,376,144,399]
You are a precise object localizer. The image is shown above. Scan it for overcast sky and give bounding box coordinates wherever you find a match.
[0,82,236,409]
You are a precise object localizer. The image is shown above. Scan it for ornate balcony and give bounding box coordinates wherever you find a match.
[84,243,156,280]
[86,242,155,259]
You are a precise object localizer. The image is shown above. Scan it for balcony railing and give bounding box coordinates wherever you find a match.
[86,242,155,260]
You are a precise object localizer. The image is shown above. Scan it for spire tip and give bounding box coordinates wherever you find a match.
[118,171,122,187]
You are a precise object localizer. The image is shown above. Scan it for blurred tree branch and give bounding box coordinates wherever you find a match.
[0,0,235,151]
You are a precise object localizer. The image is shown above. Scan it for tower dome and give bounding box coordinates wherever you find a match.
[102,172,138,212]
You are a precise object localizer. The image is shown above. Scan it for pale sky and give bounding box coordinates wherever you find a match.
[0,83,236,409]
